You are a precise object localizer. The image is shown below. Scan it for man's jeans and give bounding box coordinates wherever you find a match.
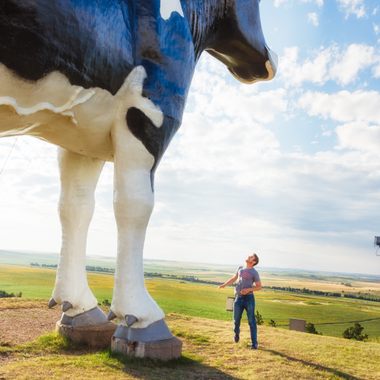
[233,293,257,346]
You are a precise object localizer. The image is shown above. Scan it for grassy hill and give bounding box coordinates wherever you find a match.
[1,265,380,341]
[0,299,379,379]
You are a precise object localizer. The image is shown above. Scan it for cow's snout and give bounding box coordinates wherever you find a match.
[228,45,278,84]
[205,0,278,85]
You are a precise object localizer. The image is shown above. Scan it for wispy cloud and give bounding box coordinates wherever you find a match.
[308,12,320,26]
[336,0,366,18]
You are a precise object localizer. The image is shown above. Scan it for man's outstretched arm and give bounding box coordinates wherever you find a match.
[218,273,238,289]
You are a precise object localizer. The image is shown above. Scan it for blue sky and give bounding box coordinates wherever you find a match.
[0,0,379,274]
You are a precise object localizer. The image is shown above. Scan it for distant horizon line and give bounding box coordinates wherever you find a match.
[1,248,379,279]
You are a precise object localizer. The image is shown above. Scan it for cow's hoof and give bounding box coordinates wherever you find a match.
[57,307,116,349]
[60,306,109,327]
[111,319,182,360]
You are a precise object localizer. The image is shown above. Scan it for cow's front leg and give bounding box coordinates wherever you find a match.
[50,148,107,324]
[108,67,177,351]
[109,125,165,330]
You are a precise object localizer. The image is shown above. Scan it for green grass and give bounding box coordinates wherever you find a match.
[1,264,380,341]
[1,314,380,379]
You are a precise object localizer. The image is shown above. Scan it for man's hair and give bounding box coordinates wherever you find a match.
[253,254,259,266]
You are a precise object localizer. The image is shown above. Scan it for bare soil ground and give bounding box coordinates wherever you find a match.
[0,299,61,346]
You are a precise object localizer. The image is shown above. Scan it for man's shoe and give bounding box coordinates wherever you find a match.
[234,334,239,343]
[251,343,258,350]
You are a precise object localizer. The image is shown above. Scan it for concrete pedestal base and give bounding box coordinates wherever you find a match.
[111,336,182,361]
[56,321,117,349]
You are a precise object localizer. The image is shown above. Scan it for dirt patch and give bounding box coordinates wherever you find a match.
[0,300,61,346]
[271,299,308,305]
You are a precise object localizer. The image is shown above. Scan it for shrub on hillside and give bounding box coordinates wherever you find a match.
[305,322,321,335]
[255,310,264,325]
[269,319,277,327]
[102,299,111,307]
[343,323,368,341]
[0,290,22,298]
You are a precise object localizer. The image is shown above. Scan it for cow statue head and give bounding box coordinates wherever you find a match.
[191,0,277,83]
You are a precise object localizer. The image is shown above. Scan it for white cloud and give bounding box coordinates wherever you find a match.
[308,12,320,26]
[330,44,376,85]
[280,46,332,86]
[302,0,324,6]
[274,0,324,7]
[298,90,380,123]
[280,44,380,86]
[336,122,380,152]
[374,64,380,78]
[336,0,366,18]
[274,0,288,7]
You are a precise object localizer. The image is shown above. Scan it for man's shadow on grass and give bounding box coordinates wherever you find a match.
[261,348,361,380]
[106,351,239,380]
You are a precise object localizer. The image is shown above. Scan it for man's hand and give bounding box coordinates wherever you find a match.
[240,288,252,295]
[218,284,226,289]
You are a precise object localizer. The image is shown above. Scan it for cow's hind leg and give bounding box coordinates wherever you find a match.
[50,148,107,327]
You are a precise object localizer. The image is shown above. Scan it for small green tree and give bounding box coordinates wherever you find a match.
[269,319,277,327]
[306,322,321,335]
[343,323,368,341]
[255,310,264,325]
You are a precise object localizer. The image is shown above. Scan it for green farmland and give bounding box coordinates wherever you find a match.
[1,264,380,341]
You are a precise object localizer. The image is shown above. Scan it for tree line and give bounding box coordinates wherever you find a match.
[29,263,380,303]
[30,263,222,285]
[31,263,114,273]
[268,286,380,303]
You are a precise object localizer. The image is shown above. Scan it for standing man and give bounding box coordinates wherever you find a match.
[219,254,262,349]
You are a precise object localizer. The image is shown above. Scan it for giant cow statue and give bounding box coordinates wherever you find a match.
[0,0,276,352]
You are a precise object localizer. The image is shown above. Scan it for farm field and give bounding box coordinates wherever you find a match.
[261,272,380,297]
[1,264,380,341]
[2,249,379,295]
